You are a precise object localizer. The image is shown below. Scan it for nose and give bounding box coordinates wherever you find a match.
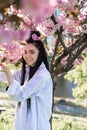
[24,53,31,60]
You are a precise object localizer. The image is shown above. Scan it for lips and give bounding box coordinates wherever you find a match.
[27,59,33,62]
[26,59,33,64]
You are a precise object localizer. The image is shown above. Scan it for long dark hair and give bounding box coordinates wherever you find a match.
[20,30,49,111]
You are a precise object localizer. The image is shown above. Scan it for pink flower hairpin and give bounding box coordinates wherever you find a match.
[0,63,2,66]
[32,33,41,41]
[0,63,2,70]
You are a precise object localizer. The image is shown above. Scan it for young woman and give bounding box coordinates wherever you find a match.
[1,31,53,130]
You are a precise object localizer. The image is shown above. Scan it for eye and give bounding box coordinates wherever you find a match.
[24,50,27,54]
[30,51,35,54]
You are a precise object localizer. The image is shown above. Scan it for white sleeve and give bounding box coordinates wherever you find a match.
[12,69,21,82]
[0,69,21,83]
[6,74,44,102]
[0,72,7,82]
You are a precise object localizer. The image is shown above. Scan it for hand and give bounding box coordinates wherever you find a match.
[0,63,10,74]
[0,63,14,85]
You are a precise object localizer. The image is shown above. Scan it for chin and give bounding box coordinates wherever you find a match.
[27,63,34,66]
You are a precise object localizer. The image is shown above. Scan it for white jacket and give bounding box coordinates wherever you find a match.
[7,63,53,130]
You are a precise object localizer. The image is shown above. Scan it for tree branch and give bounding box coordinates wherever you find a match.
[50,34,87,78]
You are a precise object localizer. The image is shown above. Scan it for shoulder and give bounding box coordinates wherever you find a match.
[36,63,52,80]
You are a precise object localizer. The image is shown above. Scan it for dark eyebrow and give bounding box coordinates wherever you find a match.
[29,50,35,51]
[29,50,35,52]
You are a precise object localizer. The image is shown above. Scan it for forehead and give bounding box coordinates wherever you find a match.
[24,43,37,50]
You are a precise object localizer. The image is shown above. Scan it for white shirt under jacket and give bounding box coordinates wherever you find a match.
[6,63,53,130]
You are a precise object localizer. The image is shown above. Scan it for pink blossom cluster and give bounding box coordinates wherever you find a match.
[55,0,87,34]
[6,5,37,30]
[73,58,83,66]
[61,57,68,66]
[79,1,87,21]
[0,26,30,44]
[56,14,80,33]
[56,0,78,11]
[37,19,58,36]
[21,0,56,23]
[0,26,30,63]
[78,1,87,33]
[0,42,24,63]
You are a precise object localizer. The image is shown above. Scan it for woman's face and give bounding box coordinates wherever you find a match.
[23,43,39,67]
